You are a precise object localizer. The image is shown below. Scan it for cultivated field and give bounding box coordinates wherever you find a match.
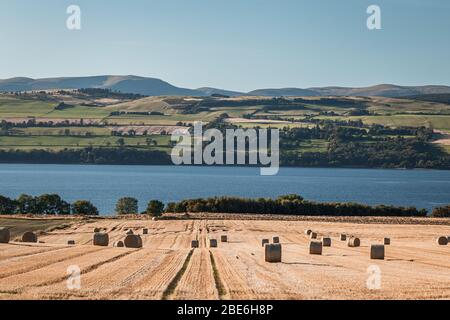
[0,217,449,300]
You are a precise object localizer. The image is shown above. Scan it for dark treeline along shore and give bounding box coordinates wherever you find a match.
[1,193,449,218]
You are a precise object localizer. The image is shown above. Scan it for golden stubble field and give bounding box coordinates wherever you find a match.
[0,218,449,300]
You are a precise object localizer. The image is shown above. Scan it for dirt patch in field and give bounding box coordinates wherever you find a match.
[433,130,450,146]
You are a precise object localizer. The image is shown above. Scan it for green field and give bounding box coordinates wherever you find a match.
[1,93,450,156]
[314,115,450,131]
[13,126,111,136]
[0,97,55,117]
[0,134,171,151]
[296,139,329,153]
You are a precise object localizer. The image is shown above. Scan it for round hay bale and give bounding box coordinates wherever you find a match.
[310,232,317,240]
[221,235,228,243]
[348,237,361,247]
[273,236,280,244]
[67,240,75,245]
[322,237,332,247]
[340,234,347,241]
[114,241,125,248]
[22,232,38,243]
[191,240,199,248]
[124,235,143,248]
[305,229,312,236]
[370,245,385,260]
[265,244,282,263]
[210,239,218,248]
[309,241,323,255]
[384,238,391,245]
[94,228,101,233]
[126,230,134,235]
[143,228,149,235]
[437,236,448,246]
[0,227,10,244]
[93,233,109,246]
[261,239,269,247]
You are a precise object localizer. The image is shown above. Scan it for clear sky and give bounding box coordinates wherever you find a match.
[1,0,449,91]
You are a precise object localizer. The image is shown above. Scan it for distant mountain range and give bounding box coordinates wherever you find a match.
[1,75,450,98]
[0,76,199,96]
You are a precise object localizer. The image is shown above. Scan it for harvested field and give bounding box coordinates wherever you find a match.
[0,217,449,300]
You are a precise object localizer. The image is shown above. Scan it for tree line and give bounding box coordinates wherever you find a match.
[0,194,164,217]
[0,148,171,165]
[0,194,91,215]
[165,194,429,217]
[1,193,448,217]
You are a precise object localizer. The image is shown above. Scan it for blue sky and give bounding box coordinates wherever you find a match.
[0,0,449,91]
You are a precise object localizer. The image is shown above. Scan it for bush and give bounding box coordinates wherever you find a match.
[72,200,99,216]
[146,200,165,217]
[116,197,138,215]
[0,195,15,215]
[431,205,450,218]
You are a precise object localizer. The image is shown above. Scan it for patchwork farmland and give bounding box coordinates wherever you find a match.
[0,217,449,300]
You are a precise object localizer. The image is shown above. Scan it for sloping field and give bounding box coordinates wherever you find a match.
[0,218,449,300]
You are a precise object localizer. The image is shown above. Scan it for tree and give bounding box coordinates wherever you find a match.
[116,138,125,147]
[35,194,71,215]
[115,197,138,215]
[0,195,15,215]
[277,194,304,202]
[16,194,37,214]
[431,205,450,218]
[72,200,99,216]
[146,200,165,217]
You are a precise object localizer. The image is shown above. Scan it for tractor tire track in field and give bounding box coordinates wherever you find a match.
[117,251,170,288]
[0,246,103,280]
[211,250,260,300]
[171,249,219,300]
[209,250,226,299]
[112,249,191,300]
[14,249,136,297]
[0,244,66,261]
[17,248,162,300]
[161,249,194,300]
[0,248,134,294]
[34,251,136,288]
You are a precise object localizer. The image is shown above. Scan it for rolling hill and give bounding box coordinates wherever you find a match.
[308,84,450,98]
[247,88,319,97]
[0,75,202,97]
[196,87,243,97]
[1,76,450,98]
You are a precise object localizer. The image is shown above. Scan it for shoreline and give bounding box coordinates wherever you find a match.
[0,162,449,172]
[1,214,449,226]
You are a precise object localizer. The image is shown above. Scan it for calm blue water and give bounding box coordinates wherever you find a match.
[0,164,449,215]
